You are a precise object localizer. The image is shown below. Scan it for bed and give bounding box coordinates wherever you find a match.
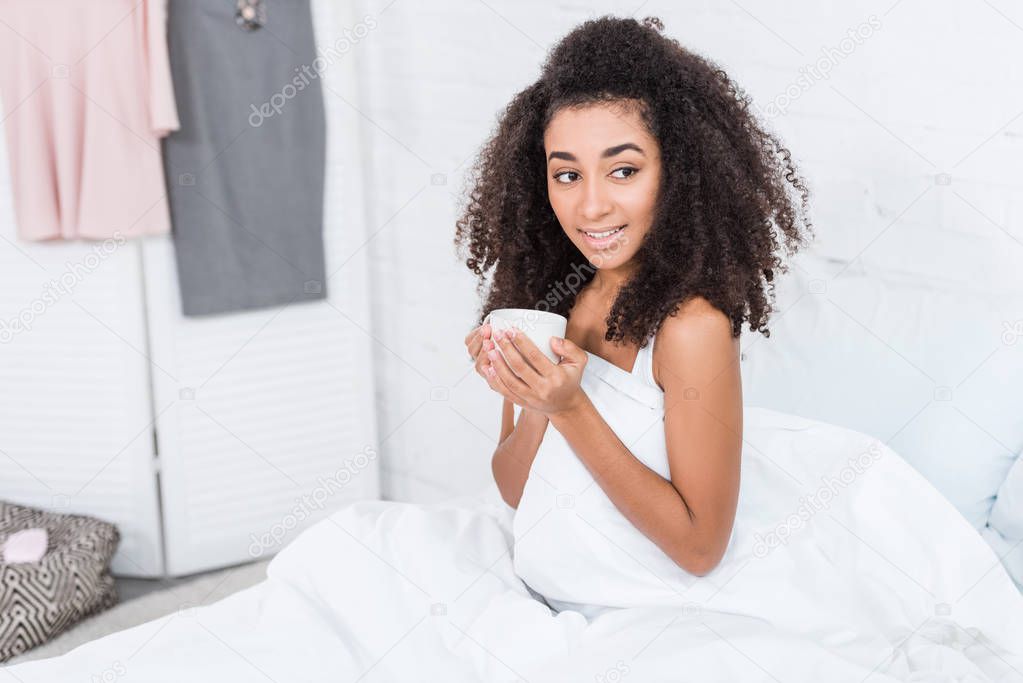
[4,246,1021,680]
[3,402,1021,682]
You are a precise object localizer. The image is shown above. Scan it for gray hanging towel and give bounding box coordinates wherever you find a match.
[163,0,327,316]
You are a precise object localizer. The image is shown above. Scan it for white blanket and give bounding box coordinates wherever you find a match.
[3,407,1022,682]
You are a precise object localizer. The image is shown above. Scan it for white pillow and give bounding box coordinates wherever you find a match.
[739,255,1023,532]
[989,452,1023,536]
[984,454,1023,589]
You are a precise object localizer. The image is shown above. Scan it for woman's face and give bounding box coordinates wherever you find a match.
[544,100,661,272]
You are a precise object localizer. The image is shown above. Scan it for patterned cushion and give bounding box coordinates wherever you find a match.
[0,501,120,662]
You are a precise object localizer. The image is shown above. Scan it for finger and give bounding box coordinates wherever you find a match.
[475,338,494,376]
[487,342,532,395]
[480,350,523,403]
[485,363,524,405]
[503,328,555,377]
[467,331,482,359]
[493,329,543,383]
[476,337,504,377]
[553,336,587,366]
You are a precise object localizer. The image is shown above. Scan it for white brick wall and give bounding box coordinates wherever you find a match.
[345,0,1023,501]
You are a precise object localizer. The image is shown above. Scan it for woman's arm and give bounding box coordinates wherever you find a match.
[499,396,516,443]
[548,301,742,576]
[492,400,550,509]
[469,325,550,508]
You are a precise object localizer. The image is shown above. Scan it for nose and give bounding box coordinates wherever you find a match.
[579,176,614,223]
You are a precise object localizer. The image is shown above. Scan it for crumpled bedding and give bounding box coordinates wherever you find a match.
[3,407,1022,681]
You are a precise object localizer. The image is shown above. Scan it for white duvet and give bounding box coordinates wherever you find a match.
[4,357,1023,681]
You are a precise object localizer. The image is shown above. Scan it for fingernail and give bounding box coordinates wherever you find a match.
[507,327,517,338]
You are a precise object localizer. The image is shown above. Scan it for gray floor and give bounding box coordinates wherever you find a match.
[7,558,271,665]
[116,569,233,603]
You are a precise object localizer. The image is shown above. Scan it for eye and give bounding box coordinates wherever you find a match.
[553,170,580,184]
[610,166,638,179]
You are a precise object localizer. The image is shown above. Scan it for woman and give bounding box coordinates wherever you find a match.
[456,15,812,587]
[8,17,1018,681]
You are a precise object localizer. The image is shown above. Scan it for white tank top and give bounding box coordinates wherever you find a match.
[512,331,703,618]
[629,331,660,391]
[512,339,1023,672]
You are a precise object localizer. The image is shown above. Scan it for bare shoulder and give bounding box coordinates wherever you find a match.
[659,296,734,342]
[652,296,738,389]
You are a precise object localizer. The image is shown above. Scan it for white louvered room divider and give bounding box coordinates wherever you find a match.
[0,0,381,578]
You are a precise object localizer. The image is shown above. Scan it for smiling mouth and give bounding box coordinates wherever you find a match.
[578,224,627,246]
[579,224,626,238]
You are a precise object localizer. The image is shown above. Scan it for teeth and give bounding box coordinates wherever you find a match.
[585,226,624,239]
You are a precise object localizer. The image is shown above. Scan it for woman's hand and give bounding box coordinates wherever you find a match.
[466,322,504,388]
[464,321,492,364]
[482,327,588,417]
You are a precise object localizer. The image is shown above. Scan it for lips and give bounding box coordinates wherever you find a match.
[578,224,627,248]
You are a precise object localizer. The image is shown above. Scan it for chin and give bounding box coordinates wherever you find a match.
[584,248,628,269]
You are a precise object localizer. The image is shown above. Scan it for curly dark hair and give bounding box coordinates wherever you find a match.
[454,15,813,344]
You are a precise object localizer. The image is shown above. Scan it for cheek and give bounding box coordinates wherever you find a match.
[620,183,657,222]
[547,189,573,229]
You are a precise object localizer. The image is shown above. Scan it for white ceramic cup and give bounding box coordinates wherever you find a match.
[485,308,568,367]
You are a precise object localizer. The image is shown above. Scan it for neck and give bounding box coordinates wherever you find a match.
[590,263,635,298]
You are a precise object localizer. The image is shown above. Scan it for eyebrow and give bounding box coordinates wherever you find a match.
[547,142,645,163]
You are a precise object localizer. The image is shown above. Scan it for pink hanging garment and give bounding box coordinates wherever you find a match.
[0,0,179,241]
